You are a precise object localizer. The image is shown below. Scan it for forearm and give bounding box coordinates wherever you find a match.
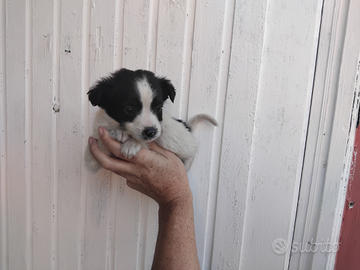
[152,195,200,270]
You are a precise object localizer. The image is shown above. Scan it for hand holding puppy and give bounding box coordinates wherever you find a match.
[88,126,191,207]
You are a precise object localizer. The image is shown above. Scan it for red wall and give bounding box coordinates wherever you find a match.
[335,124,360,270]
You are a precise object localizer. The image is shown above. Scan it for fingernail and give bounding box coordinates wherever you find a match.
[99,126,104,136]
[88,137,94,146]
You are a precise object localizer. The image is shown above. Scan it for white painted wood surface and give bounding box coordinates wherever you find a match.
[1,0,345,269]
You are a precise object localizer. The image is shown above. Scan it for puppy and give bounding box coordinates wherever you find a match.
[84,68,217,173]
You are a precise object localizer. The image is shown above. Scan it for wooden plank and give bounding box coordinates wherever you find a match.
[122,0,150,70]
[155,0,188,118]
[55,1,85,269]
[31,0,55,268]
[186,1,229,268]
[78,1,91,269]
[0,0,7,268]
[5,0,28,269]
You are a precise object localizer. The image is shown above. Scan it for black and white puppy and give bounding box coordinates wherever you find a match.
[84,68,217,173]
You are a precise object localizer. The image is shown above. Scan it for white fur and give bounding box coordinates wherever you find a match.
[156,113,198,170]
[124,78,162,141]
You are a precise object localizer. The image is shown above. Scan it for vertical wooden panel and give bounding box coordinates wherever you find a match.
[156,0,189,117]
[122,0,150,70]
[50,1,61,269]
[78,1,91,269]
[24,1,34,269]
[0,0,8,269]
[186,1,228,268]
[5,0,28,269]
[56,1,84,269]
[31,0,54,268]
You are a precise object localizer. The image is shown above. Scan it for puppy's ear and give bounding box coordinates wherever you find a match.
[159,77,176,103]
[87,78,114,108]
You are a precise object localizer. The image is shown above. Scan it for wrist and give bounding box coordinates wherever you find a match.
[158,190,193,214]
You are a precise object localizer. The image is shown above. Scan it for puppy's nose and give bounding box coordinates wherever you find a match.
[142,127,158,139]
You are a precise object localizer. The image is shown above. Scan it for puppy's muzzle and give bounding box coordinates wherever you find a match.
[142,126,158,140]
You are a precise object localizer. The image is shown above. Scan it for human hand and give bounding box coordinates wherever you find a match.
[88,127,192,208]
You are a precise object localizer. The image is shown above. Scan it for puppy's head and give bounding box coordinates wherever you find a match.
[88,68,176,142]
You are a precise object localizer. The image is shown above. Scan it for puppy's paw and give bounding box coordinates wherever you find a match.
[121,140,142,158]
[109,128,129,143]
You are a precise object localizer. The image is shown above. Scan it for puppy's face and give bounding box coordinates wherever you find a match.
[88,69,176,142]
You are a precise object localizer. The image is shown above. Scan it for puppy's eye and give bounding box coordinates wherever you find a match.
[124,106,136,116]
[156,105,163,112]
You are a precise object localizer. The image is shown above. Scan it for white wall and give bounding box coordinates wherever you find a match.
[0,0,324,269]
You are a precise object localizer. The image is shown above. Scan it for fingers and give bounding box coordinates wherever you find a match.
[147,142,183,165]
[94,126,180,172]
[147,142,175,158]
[126,179,137,191]
[97,126,169,160]
[98,127,129,160]
[88,136,130,175]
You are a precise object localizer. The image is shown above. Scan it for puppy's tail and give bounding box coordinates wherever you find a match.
[187,114,218,131]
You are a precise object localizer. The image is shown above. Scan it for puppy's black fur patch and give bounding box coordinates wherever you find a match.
[175,118,191,132]
[87,68,176,126]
